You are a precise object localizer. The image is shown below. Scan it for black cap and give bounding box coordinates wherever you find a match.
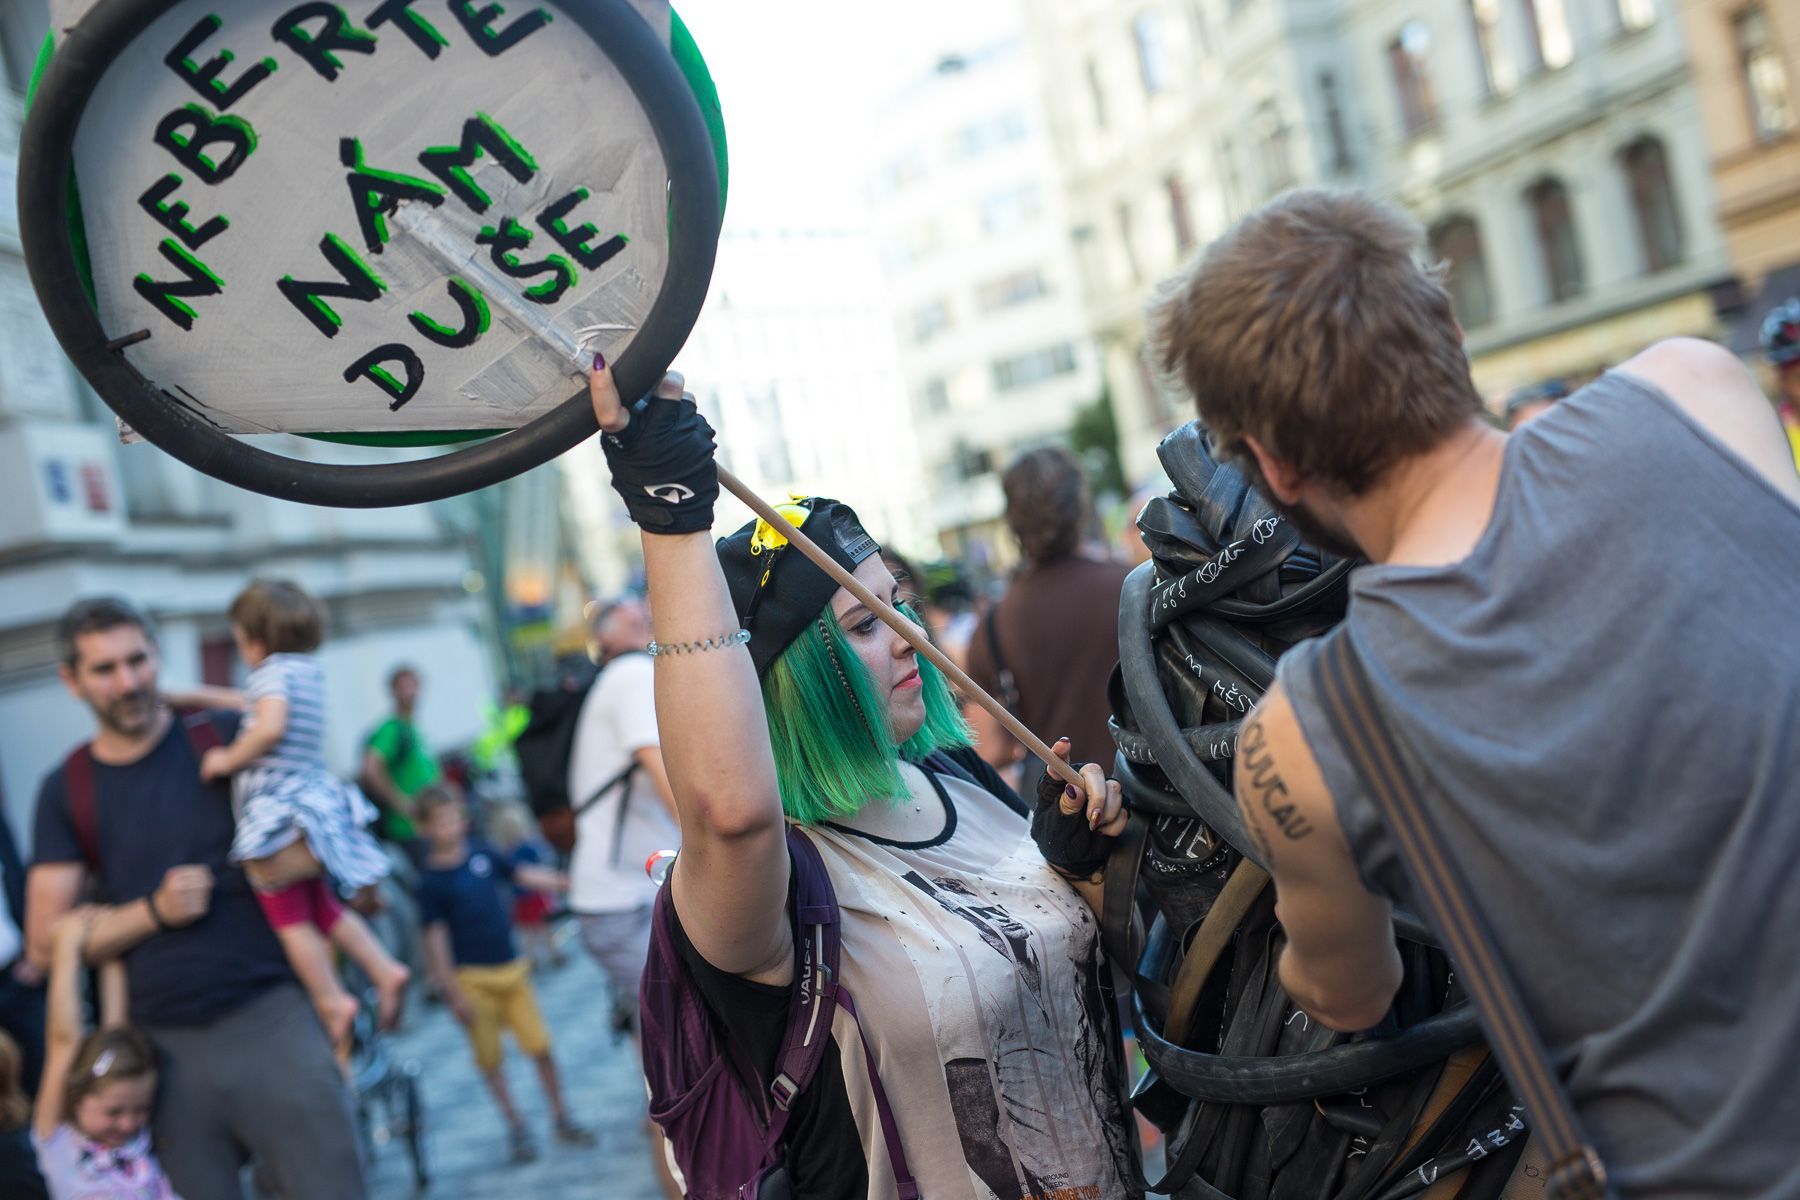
[716,497,880,676]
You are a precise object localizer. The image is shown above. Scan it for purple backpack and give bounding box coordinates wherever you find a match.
[640,826,918,1199]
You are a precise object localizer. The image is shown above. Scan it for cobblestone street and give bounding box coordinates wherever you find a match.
[364,938,664,1199]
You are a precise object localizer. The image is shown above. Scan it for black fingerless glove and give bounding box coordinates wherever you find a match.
[1031,763,1117,879]
[600,393,720,533]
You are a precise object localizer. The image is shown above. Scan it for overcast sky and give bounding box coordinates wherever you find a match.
[674,0,1021,231]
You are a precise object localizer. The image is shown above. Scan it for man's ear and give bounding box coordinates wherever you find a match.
[1243,436,1305,505]
[57,663,81,702]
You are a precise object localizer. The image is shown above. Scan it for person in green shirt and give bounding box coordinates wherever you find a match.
[361,666,441,843]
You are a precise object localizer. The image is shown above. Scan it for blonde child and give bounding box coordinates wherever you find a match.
[486,803,564,972]
[33,910,174,1200]
[196,579,408,1048]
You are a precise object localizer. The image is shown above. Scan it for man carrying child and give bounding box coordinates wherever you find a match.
[24,597,364,1200]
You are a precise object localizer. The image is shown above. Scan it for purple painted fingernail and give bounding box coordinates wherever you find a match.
[1065,784,1080,801]
[592,352,606,372]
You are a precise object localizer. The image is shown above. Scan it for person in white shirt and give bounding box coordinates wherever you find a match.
[564,599,681,1036]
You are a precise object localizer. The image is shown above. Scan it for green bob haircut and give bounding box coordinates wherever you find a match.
[761,604,971,824]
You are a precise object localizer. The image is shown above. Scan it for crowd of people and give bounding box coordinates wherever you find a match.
[0,186,1796,1199]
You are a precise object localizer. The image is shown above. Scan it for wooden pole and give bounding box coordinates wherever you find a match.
[716,464,1084,790]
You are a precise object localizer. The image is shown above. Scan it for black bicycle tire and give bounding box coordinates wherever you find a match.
[1119,562,1257,855]
[1136,994,1484,1107]
[19,0,721,508]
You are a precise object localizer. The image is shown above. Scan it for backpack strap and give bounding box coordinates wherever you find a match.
[761,829,844,1131]
[1310,632,1612,1200]
[57,708,228,876]
[60,744,100,872]
[569,762,641,867]
[766,828,919,1198]
[177,707,227,760]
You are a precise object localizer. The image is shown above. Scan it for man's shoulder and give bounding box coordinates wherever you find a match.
[34,754,74,815]
[601,650,655,686]
[365,715,405,748]
[589,652,654,707]
[1031,554,1131,602]
[192,707,243,741]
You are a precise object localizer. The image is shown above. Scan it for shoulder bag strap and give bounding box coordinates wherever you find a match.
[1310,633,1612,1200]
[982,604,1021,716]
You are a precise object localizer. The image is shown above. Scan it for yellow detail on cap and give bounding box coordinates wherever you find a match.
[750,500,812,559]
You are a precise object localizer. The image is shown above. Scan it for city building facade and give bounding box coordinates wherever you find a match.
[561,225,937,590]
[1675,0,1800,361]
[1356,0,1731,398]
[1025,0,1734,473]
[866,5,1106,560]
[0,9,498,833]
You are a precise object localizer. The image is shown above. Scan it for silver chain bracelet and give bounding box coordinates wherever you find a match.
[647,628,751,657]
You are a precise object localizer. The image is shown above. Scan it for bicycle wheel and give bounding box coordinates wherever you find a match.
[20,0,723,507]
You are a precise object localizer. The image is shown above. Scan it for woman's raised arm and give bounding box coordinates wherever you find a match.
[590,366,793,982]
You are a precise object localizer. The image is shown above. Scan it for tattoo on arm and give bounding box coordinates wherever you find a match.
[1237,715,1314,867]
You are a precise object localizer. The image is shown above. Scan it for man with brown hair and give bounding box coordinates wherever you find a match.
[1148,188,1800,1196]
[25,597,366,1199]
[965,447,1129,774]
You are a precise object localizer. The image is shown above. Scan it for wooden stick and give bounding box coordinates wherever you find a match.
[716,464,1084,790]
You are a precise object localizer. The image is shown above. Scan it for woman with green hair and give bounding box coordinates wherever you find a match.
[590,365,1135,1199]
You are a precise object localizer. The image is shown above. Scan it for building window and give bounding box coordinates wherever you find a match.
[993,343,1078,392]
[1116,200,1143,283]
[981,184,1043,235]
[1523,0,1575,71]
[1621,137,1683,272]
[1217,137,1244,218]
[1086,57,1109,129]
[1389,20,1439,136]
[953,110,1029,160]
[1188,0,1210,56]
[1737,6,1796,141]
[886,220,943,270]
[910,299,952,344]
[1526,177,1585,301]
[1429,216,1496,327]
[921,378,950,415]
[1319,70,1355,172]
[1468,0,1516,97]
[953,443,994,482]
[1613,0,1655,32]
[200,635,238,687]
[1135,11,1171,94]
[1165,175,1197,255]
[1252,99,1296,194]
[976,269,1050,312]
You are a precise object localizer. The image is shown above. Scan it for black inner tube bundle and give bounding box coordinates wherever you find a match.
[1110,423,1526,1199]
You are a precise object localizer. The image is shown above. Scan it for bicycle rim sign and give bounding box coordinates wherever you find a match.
[59,0,678,434]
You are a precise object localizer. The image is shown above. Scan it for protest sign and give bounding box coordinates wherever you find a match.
[22,0,723,504]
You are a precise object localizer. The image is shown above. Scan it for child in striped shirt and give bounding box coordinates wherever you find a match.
[197,580,409,1052]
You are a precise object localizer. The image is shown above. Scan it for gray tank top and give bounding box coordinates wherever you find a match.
[1278,369,1800,1198]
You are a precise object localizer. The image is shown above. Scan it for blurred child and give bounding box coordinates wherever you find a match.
[197,580,409,1050]
[486,803,565,972]
[32,911,172,1200]
[416,785,593,1164]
